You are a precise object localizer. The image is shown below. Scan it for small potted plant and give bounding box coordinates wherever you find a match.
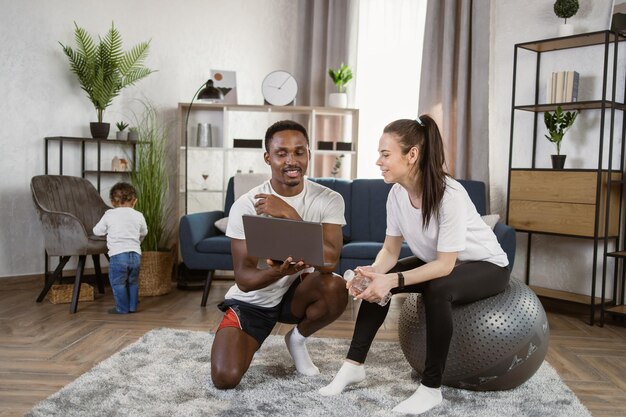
[328,63,353,108]
[59,22,155,139]
[554,0,579,36]
[115,121,129,140]
[544,105,578,169]
[127,127,139,142]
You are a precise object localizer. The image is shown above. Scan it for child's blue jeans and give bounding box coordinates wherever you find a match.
[108,252,141,313]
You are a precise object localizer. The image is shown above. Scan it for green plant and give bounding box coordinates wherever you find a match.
[129,101,172,251]
[331,154,344,177]
[544,106,578,155]
[328,63,353,93]
[129,127,138,133]
[116,121,129,131]
[553,0,579,23]
[60,22,155,123]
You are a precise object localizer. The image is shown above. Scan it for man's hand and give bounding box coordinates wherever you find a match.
[254,193,301,219]
[267,257,310,276]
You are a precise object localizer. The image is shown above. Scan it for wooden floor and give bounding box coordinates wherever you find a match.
[1,275,625,417]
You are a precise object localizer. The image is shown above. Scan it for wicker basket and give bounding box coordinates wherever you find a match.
[139,251,174,296]
[48,283,95,304]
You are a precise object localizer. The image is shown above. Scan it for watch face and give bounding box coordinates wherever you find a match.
[262,70,298,106]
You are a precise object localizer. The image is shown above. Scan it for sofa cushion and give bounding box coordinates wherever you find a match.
[350,179,393,242]
[196,235,231,254]
[310,177,352,241]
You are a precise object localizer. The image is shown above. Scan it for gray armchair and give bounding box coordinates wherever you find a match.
[31,175,110,313]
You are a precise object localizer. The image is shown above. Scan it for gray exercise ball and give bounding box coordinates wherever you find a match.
[398,278,549,391]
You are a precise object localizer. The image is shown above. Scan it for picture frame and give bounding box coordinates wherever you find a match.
[210,69,238,104]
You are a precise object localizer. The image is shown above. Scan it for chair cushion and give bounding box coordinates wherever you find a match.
[195,235,231,254]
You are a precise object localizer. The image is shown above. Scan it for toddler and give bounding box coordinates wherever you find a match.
[93,182,148,314]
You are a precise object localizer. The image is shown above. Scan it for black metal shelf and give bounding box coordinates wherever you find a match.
[506,30,626,326]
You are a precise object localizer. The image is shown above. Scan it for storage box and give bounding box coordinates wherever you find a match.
[335,142,352,151]
[317,141,334,150]
[233,139,263,148]
[48,283,95,304]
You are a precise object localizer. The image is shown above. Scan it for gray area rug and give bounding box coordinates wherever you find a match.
[25,328,591,417]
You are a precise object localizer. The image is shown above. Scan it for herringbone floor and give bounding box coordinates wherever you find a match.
[1,275,625,417]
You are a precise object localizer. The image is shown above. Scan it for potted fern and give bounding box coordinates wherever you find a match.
[544,105,578,169]
[328,63,353,108]
[129,101,174,296]
[60,22,155,139]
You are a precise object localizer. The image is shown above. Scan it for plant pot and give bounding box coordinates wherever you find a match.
[115,131,126,141]
[328,93,348,108]
[558,23,575,37]
[551,154,566,169]
[90,122,110,139]
[139,250,174,296]
[127,130,139,142]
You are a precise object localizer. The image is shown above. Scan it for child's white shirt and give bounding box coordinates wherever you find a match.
[93,207,148,256]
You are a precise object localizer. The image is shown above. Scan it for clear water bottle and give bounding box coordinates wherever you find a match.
[343,269,392,306]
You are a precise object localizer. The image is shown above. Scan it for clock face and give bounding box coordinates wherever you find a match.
[262,70,298,106]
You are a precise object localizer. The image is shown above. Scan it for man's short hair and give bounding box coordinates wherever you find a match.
[264,120,309,151]
[110,182,137,205]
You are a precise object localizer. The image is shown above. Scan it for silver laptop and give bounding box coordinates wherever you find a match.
[242,214,331,267]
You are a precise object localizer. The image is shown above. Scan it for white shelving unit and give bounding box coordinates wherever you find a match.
[177,103,359,217]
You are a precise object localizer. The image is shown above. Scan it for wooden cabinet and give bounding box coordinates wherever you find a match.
[508,170,621,237]
[176,103,359,218]
[506,31,626,325]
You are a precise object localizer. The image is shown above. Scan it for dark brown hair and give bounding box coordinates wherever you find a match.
[109,182,137,206]
[264,120,309,151]
[383,115,447,228]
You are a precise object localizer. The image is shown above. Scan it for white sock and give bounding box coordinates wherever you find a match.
[392,384,442,415]
[318,361,366,396]
[285,327,319,376]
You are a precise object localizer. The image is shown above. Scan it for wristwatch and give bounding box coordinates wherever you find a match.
[397,272,405,289]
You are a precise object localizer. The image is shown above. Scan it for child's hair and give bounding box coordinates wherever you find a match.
[383,115,447,229]
[110,182,137,206]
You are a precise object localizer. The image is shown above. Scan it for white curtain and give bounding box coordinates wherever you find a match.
[353,0,427,178]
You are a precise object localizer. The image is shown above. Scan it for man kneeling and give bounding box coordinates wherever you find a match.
[210,120,348,389]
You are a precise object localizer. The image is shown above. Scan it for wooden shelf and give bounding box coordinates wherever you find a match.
[516,30,626,53]
[83,170,131,175]
[605,305,626,315]
[530,285,608,306]
[514,100,625,113]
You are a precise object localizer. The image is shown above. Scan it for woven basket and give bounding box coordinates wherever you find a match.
[139,251,174,296]
[48,283,95,304]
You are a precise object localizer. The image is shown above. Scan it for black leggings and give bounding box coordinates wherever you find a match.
[346,257,510,388]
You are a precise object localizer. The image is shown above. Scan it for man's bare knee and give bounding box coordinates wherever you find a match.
[211,366,243,390]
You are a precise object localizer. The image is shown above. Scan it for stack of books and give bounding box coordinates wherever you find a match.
[547,70,579,103]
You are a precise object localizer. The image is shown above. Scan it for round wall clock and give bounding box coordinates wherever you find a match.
[262,70,298,106]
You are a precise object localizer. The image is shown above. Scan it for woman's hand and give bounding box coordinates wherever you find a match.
[355,268,394,304]
[345,265,374,296]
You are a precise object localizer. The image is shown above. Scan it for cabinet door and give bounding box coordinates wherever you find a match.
[508,170,620,237]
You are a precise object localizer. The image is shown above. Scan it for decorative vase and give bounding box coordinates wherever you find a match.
[115,131,126,141]
[551,154,566,169]
[90,122,110,139]
[558,23,575,37]
[328,92,348,108]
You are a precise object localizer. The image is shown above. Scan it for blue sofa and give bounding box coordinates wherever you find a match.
[179,177,516,305]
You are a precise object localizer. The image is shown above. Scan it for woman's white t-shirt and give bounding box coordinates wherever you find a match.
[386,177,508,268]
[225,179,346,308]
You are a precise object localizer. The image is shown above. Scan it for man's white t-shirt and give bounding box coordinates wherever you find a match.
[386,177,509,268]
[225,179,346,308]
[93,207,148,257]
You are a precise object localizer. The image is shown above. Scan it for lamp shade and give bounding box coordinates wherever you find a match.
[197,79,224,102]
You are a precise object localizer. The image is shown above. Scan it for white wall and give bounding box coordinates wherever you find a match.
[0,0,304,277]
[489,0,619,296]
